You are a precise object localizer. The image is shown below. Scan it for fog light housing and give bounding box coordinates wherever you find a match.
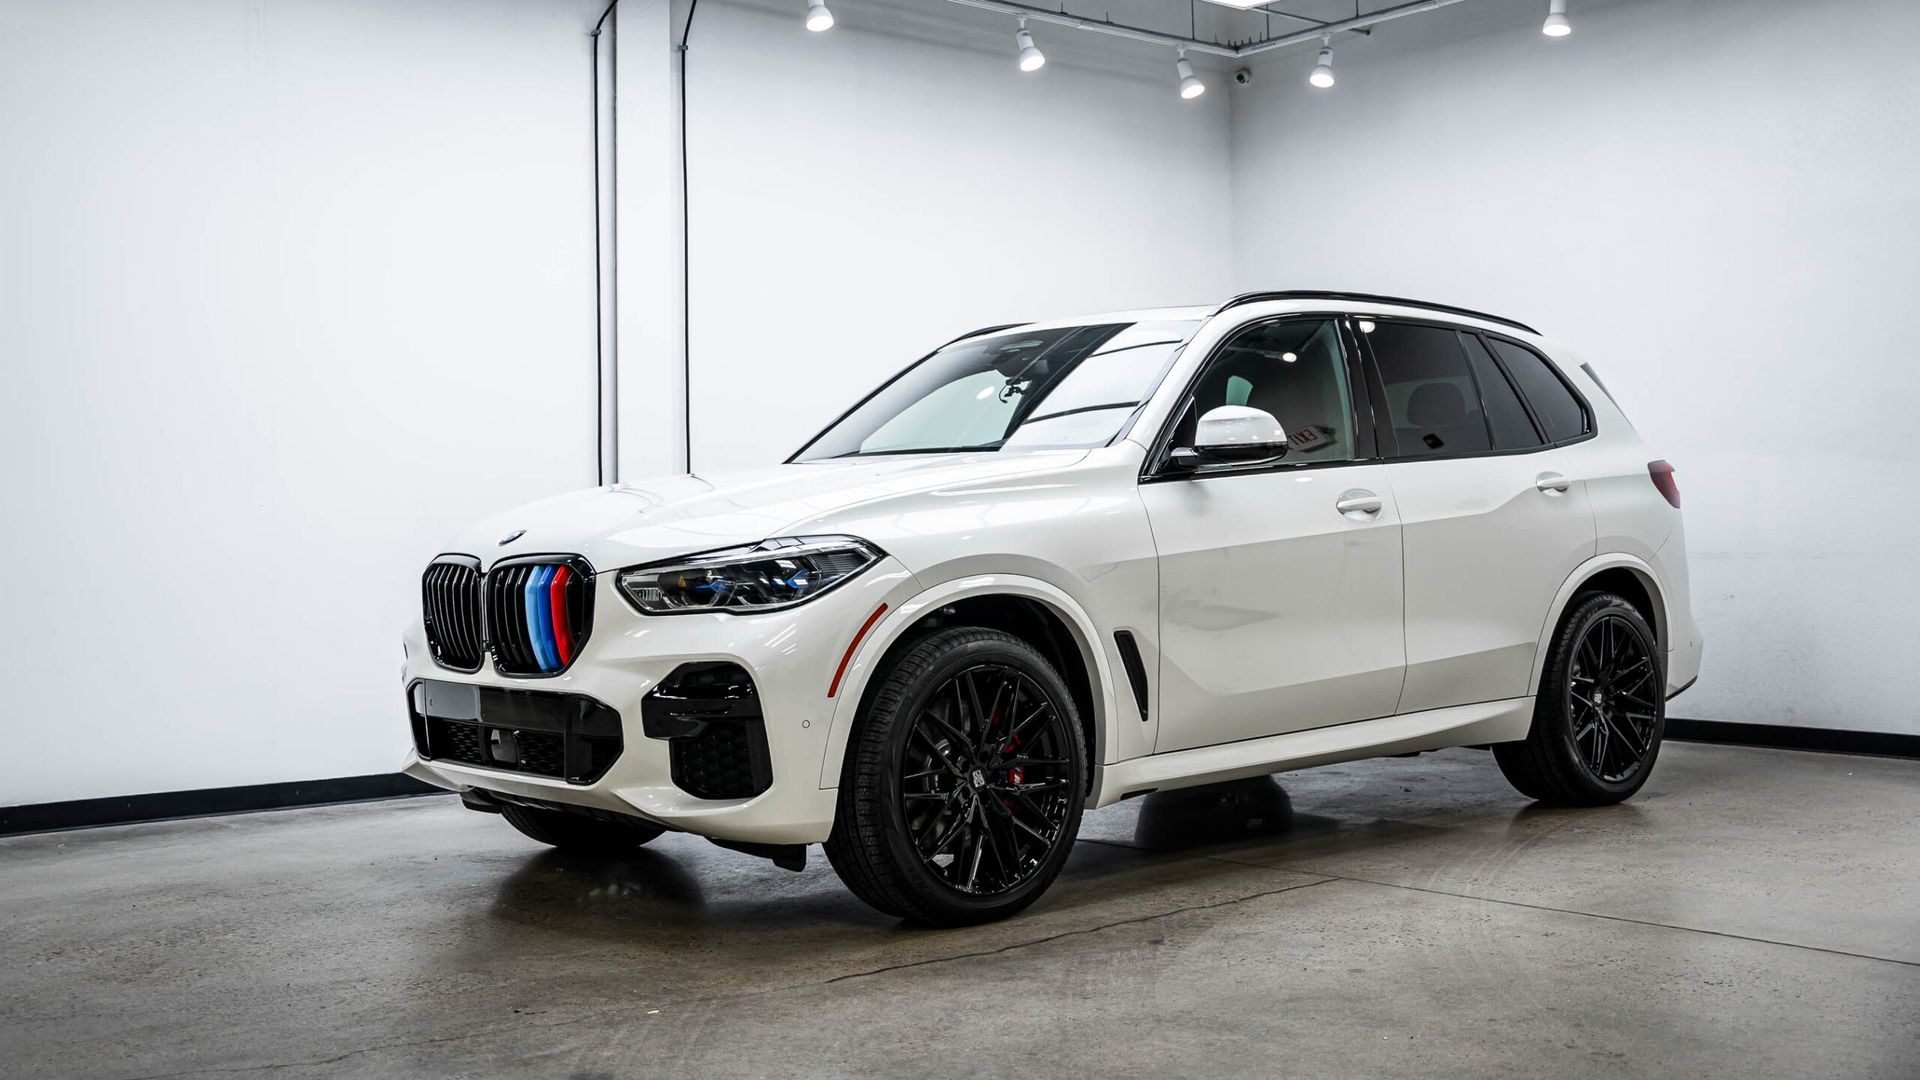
[643,662,773,800]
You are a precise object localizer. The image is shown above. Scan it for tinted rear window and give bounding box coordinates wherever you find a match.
[1366,323,1492,457]
[1460,333,1543,450]
[1489,339,1590,443]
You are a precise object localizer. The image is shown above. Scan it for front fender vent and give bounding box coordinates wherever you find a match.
[1114,631,1150,723]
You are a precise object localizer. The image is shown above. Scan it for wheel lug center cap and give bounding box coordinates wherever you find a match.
[970,769,986,790]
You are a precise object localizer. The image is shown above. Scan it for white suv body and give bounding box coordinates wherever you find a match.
[401,292,1701,923]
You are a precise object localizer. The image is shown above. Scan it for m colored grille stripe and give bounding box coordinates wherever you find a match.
[526,565,557,671]
[550,566,575,666]
[426,556,592,677]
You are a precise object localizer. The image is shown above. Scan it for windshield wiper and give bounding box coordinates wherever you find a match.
[1019,401,1139,425]
[831,445,1001,458]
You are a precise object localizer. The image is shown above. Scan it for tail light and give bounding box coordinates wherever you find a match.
[1648,460,1680,508]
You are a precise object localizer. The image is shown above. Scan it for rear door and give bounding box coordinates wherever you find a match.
[1142,315,1406,752]
[1358,320,1597,714]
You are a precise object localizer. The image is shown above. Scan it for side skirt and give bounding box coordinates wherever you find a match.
[1091,698,1534,808]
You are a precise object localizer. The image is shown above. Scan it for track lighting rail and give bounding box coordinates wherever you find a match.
[937,0,1479,60]
[941,0,1239,57]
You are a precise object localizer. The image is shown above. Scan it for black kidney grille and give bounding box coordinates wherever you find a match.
[422,560,484,671]
[421,556,595,676]
[485,559,595,676]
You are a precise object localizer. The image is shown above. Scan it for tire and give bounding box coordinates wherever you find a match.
[825,626,1088,926]
[1496,591,1666,805]
[499,803,665,854]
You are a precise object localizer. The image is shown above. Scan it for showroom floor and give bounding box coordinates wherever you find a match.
[4,742,1916,1080]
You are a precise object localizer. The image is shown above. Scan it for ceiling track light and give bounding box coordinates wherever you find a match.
[1176,48,1205,99]
[1308,35,1335,88]
[1542,0,1572,37]
[1015,16,1045,72]
[804,0,834,32]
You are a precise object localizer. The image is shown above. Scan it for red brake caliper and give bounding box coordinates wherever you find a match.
[996,685,1021,805]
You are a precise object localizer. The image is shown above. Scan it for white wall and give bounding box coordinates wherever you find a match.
[7,0,1903,809]
[1229,0,1919,734]
[0,0,602,805]
[615,0,1237,477]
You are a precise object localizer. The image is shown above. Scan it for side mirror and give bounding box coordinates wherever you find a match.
[1169,405,1289,470]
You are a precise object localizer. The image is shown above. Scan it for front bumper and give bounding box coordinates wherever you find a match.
[400,557,916,845]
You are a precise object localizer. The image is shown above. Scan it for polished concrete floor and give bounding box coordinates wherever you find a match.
[3,742,1916,1080]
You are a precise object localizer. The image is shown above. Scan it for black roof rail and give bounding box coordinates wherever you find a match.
[1213,291,1539,335]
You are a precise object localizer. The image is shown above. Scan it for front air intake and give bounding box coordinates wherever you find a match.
[409,679,623,784]
[642,662,773,800]
[485,556,596,677]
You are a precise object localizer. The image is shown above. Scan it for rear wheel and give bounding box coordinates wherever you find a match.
[1496,592,1665,805]
[499,803,665,854]
[825,627,1087,926]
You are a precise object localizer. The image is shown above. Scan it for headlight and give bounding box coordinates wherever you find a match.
[617,536,882,615]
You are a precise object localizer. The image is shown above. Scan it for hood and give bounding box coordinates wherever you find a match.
[454,450,1088,573]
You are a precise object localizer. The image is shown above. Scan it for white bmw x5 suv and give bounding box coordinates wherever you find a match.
[402,291,1702,925]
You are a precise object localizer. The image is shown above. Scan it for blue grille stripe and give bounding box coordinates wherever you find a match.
[525,565,557,671]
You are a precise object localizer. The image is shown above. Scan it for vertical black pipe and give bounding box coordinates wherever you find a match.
[589,0,619,486]
[679,0,701,474]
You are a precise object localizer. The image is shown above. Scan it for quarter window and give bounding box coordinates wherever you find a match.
[1489,339,1590,443]
[1365,323,1493,457]
[1460,333,1544,450]
[1170,318,1356,466]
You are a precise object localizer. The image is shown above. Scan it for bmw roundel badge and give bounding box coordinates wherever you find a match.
[499,529,526,546]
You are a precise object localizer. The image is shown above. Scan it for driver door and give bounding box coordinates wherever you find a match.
[1140,315,1407,753]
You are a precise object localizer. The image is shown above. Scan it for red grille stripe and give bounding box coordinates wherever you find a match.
[550,565,574,665]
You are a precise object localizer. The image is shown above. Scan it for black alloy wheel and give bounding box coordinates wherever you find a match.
[1495,592,1665,805]
[1567,610,1662,781]
[899,662,1077,897]
[825,626,1087,925]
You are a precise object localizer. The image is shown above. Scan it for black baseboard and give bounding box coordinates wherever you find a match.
[6,722,1913,836]
[1667,719,1920,760]
[0,774,445,836]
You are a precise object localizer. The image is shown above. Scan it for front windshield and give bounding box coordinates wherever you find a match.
[794,320,1197,460]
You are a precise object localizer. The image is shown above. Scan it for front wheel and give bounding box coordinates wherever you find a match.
[1496,592,1665,805]
[825,627,1087,926]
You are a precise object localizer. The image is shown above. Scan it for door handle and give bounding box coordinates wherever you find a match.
[1336,490,1384,519]
[1535,472,1572,495]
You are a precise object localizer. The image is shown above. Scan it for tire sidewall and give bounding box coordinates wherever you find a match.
[869,633,1087,921]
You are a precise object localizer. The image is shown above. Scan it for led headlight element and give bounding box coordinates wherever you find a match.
[618,536,881,614]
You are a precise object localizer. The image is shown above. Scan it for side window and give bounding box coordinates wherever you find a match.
[1365,323,1493,457]
[1489,339,1591,443]
[1460,333,1544,450]
[1170,318,1355,465]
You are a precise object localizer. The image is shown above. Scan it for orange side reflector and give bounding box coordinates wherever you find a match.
[828,603,889,699]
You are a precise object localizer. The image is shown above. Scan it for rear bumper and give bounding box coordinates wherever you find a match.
[400,557,917,845]
[1654,529,1703,699]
